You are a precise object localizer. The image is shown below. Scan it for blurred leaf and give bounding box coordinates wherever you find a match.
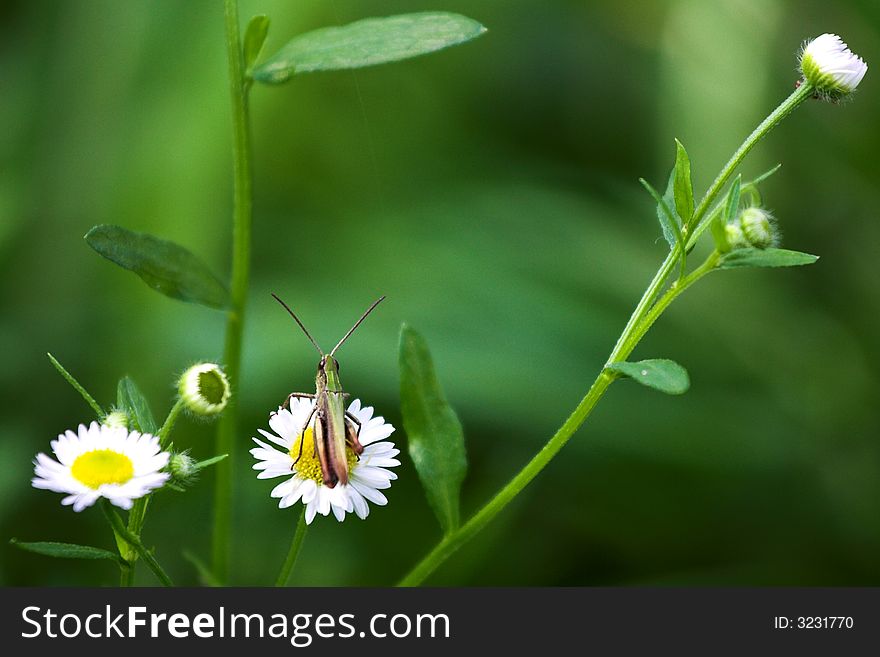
[243,14,270,73]
[183,550,221,587]
[608,359,690,395]
[84,225,229,309]
[399,324,466,535]
[253,12,486,82]
[719,248,819,269]
[673,139,694,226]
[11,539,123,564]
[47,353,104,419]
[116,376,158,434]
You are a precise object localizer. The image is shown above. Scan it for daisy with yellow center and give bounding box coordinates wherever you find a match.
[32,421,170,511]
[251,397,399,524]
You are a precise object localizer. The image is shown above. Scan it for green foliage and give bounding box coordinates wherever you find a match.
[47,353,104,418]
[711,175,742,253]
[399,324,467,536]
[116,376,158,434]
[243,15,270,73]
[607,359,690,395]
[673,139,694,227]
[719,248,819,269]
[640,177,686,276]
[253,12,486,82]
[11,539,124,565]
[183,550,221,587]
[85,225,229,309]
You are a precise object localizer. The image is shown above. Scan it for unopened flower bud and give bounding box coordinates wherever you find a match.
[800,34,867,99]
[739,207,778,249]
[178,363,230,416]
[724,222,749,250]
[102,409,130,429]
[168,451,199,488]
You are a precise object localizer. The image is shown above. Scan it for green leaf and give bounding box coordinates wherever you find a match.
[243,15,270,73]
[719,248,819,269]
[673,139,694,226]
[47,353,104,418]
[641,177,686,277]
[85,225,229,309]
[399,324,466,535]
[711,175,741,253]
[607,359,690,395]
[11,539,123,564]
[116,377,158,434]
[194,454,228,471]
[724,175,742,225]
[747,163,782,187]
[253,12,486,83]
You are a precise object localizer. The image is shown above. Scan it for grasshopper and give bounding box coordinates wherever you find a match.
[271,294,385,488]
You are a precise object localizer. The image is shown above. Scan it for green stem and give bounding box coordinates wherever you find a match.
[158,398,185,448]
[47,353,104,419]
[213,0,254,583]
[274,508,308,587]
[397,85,814,587]
[101,499,174,587]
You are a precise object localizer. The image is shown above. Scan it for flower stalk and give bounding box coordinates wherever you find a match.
[275,507,308,587]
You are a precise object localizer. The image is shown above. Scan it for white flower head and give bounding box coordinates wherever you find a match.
[178,362,230,416]
[32,422,170,511]
[800,33,867,98]
[250,398,399,524]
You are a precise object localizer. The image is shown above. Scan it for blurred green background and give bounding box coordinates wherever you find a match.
[1,0,878,586]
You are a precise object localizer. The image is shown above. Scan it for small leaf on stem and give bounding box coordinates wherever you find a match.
[85,225,229,309]
[718,248,819,269]
[117,376,158,434]
[47,353,104,418]
[243,14,270,73]
[253,12,486,82]
[607,359,690,395]
[399,324,467,535]
[673,139,694,226]
[10,539,124,564]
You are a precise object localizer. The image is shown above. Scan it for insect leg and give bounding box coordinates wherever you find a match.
[282,392,315,412]
[344,412,364,456]
[291,406,317,468]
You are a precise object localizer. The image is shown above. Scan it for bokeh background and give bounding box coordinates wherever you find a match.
[1,0,877,586]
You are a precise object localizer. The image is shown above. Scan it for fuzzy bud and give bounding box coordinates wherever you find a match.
[739,207,778,249]
[102,409,130,429]
[167,451,199,489]
[178,363,230,417]
[724,222,749,250]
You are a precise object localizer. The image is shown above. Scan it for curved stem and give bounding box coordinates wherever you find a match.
[275,508,308,587]
[102,499,174,587]
[398,86,814,587]
[158,398,186,448]
[213,0,254,583]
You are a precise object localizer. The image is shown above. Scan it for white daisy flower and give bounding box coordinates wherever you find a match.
[250,398,399,524]
[32,422,171,512]
[800,33,867,97]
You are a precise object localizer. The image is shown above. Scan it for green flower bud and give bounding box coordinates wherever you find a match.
[724,222,749,250]
[102,409,130,429]
[167,451,199,489]
[178,363,230,416]
[739,207,778,249]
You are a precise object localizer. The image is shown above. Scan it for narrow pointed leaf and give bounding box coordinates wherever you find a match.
[243,15,270,72]
[11,539,124,564]
[47,353,104,418]
[85,225,229,309]
[673,139,694,226]
[399,324,466,535]
[719,248,819,269]
[117,376,157,434]
[724,175,742,225]
[747,163,782,187]
[253,12,486,82]
[641,177,686,276]
[194,454,228,471]
[607,359,690,395]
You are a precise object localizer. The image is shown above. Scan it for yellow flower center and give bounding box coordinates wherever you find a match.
[288,426,358,483]
[71,449,135,489]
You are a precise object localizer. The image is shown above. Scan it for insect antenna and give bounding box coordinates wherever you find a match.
[271,293,324,356]
[329,296,386,356]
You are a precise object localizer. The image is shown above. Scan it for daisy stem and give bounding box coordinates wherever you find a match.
[275,507,308,587]
[101,499,174,587]
[398,85,814,587]
[213,0,254,584]
[158,397,186,448]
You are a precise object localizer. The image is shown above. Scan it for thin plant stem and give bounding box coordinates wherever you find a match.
[398,85,814,587]
[158,397,186,448]
[213,0,254,583]
[101,499,174,587]
[275,508,308,587]
[47,353,104,419]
